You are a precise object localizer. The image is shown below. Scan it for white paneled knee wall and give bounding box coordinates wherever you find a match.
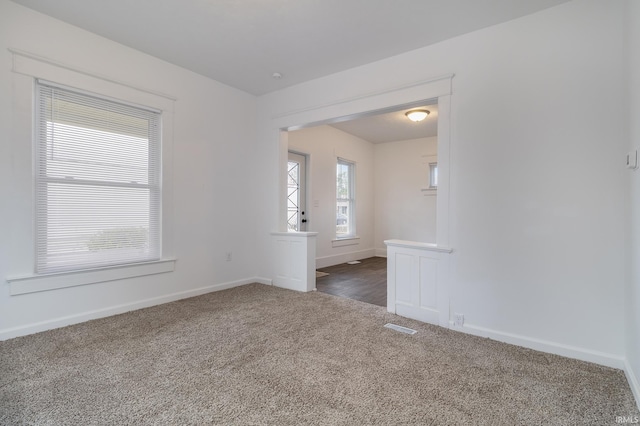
[385,239,452,328]
[271,232,317,292]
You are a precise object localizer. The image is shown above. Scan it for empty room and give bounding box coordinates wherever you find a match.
[1,0,640,424]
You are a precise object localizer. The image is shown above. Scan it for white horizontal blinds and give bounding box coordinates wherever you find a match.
[35,80,161,273]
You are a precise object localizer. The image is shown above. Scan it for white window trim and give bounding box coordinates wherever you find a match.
[7,49,175,294]
[34,80,163,273]
[336,157,356,239]
[7,259,176,296]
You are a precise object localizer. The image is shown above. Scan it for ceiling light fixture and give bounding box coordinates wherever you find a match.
[405,109,430,122]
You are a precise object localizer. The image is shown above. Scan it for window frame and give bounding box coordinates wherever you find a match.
[34,80,163,274]
[336,157,356,239]
[429,162,438,189]
[6,50,175,295]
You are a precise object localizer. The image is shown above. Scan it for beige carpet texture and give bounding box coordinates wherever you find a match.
[1,283,638,425]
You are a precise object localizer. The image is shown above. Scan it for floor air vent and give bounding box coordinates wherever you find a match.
[384,323,417,335]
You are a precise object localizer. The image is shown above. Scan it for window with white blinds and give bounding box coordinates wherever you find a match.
[35,80,161,274]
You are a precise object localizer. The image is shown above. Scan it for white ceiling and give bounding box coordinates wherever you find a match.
[11,0,569,96]
[330,104,438,144]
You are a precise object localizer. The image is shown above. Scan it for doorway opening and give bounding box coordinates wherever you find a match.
[315,257,386,306]
[272,74,452,321]
[285,100,440,307]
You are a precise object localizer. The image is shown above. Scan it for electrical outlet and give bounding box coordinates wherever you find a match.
[226,252,232,262]
[454,313,464,327]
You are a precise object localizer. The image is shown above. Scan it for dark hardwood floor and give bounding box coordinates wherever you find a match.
[316,257,387,307]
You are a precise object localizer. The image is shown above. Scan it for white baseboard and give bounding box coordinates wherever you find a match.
[0,277,268,341]
[448,321,625,370]
[625,359,640,410]
[316,248,376,269]
[375,248,387,257]
[253,277,273,285]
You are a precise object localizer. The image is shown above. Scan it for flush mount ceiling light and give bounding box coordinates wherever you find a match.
[405,109,430,122]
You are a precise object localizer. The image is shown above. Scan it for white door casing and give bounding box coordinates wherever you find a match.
[272,75,453,322]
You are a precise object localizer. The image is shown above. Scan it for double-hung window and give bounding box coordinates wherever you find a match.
[35,80,161,274]
[336,158,355,238]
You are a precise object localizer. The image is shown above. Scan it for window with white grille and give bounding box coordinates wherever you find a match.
[35,80,161,274]
[336,158,355,238]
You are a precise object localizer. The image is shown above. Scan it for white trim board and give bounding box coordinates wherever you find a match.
[10,48,177,102]
[8,259,177,295]
[375,248,387,257]
[448,321,625,370]
[451,321,640,409]
[625,359,640,411]
[272,74,453,123]
[0,277,272,341]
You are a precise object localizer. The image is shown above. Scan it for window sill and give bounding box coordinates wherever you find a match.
[6,258,176,296]
[332,237,360,248]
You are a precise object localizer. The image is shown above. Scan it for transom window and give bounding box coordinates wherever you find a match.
[35,80,161,274]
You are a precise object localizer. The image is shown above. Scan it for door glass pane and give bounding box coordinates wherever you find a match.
[287,161,300,231]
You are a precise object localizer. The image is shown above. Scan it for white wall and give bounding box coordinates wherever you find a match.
[0,1,260,338]
[374,137,437,254]
[256,0,629,366]
[288,125,375,267]
[288,128,437,266]
[626,0,640,405]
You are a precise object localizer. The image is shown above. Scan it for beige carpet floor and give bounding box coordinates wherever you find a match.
[1,283,638,425]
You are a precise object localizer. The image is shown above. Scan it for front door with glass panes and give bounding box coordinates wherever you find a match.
[287,152,307,232]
